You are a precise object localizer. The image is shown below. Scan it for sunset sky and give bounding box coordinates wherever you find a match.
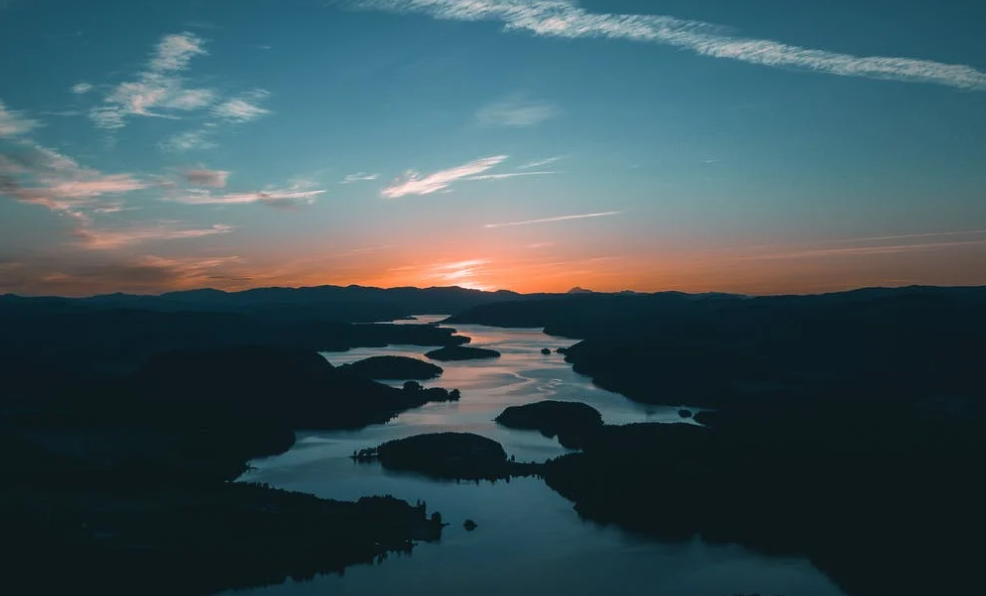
[1,0,985,296]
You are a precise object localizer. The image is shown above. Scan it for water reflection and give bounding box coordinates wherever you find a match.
[229,317,847,596]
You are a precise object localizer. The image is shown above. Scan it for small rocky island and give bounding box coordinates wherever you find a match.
[495,401,604,449]
[338,356,444,380]
[353,433,537,481]
[424,346,501,362]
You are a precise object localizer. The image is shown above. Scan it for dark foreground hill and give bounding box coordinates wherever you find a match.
[448,285,986,596]
[0,346,458,595]
[0,308,470,375]
[449,286,986,409]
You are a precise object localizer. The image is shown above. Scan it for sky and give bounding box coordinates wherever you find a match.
[1,0,985,296]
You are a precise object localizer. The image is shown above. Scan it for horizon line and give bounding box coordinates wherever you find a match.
[3,281,984,301]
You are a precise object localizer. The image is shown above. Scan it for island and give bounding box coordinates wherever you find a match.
[495,401,604,449]
[353,432,538,481]
[424,346,502,362]
[541,348,552,355]
[338,355,444,380]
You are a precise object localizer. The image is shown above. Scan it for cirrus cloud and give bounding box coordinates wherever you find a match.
[382,155,508,198]
[212,89,271,123]
[171,184,326,207]
[89,32,217,130]
[485,211,623,228]
[75,222,233,250]
[348,0,986,91]
[342,172,380,183]
[475,94,559,128]
[0,99,42,138]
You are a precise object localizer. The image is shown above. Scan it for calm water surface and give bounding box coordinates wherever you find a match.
[229,316,847,596]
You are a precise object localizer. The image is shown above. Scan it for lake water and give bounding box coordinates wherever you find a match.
[229,316,847,596]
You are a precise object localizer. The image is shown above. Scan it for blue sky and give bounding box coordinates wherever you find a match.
[1,0,984,295]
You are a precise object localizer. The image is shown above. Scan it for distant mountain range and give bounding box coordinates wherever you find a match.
[0,284,755,322]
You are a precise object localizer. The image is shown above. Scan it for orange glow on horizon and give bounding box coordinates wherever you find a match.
[3,231,985,297]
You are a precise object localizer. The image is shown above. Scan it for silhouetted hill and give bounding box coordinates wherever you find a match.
[338,356,444,380]
[353,433,537,481]
[448,284,986,595]
[495,401,603,449]
[0,343,460,595]
[425,346,501,361]
[0,308,469,375]
[540,408,985,596]
[133,347,458,434]
[449,286,986,408]
[3,284,545,323]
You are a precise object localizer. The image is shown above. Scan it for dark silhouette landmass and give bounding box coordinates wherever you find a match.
[0,308,470,376]
[495,401,603,449]
[449,285,986,596]
[5,283,986,596]
[354,433,538,481]
[425,346,502,362]
[448,286,985,409]
[0,284,540,322]
[537,412,984,596]
[339,356,444,380]
[0,345,459,595]
[4,482,442,596]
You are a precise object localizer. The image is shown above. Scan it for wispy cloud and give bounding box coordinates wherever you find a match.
[1,144,147,216]
[485,211,622,228]
[736,229,986,261]
[466,171,557,181]
[160,129,218,152]
[475,93,559,127]
[0,143,191,251]
[739,240,986,261]
[823,229,986,245]
[341,172,380,183]
[0,100,42,138]
[346,244,397,254]
[212,89,271,123]
[351,0,986,91]
[171,184,326,206]
[150,32,208,71]
[71,83,93,95]
[382,155,507,198]
[0,255,247,296]
[88,106,126,130]
[76,222,233,250]
[185,169,231,188]
[90,32,217,129]
[520,156,565,169]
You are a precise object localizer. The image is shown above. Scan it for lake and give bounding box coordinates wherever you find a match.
[228,316,847,596]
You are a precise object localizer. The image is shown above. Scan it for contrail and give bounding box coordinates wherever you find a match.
[485,211,622,228]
